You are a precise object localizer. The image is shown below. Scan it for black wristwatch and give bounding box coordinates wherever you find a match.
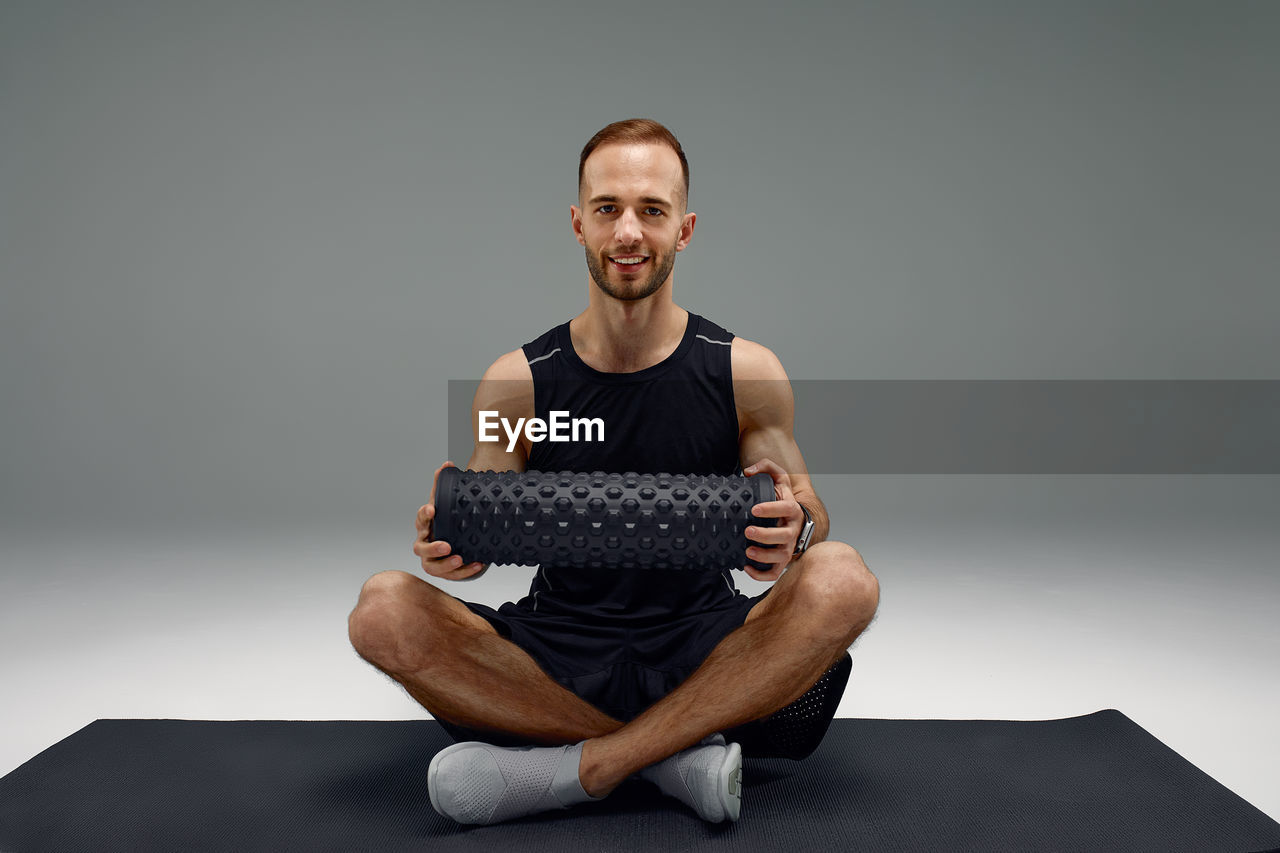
[793,503,816,556]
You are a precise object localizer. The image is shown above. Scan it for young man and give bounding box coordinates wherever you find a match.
[348,119,879,825]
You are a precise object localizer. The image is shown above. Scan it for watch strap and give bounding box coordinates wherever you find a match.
[793,502,816,555]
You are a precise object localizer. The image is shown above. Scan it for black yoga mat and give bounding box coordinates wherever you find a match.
[2,711,1277,852]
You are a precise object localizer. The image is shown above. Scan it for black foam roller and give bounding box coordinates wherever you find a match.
[432,469,778,571]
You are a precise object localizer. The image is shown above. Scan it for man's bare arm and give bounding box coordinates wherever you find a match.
[466,349,535,472]
[412,350,535,580]
[733,338,830,579]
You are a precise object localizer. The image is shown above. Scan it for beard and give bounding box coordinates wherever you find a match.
[584,242,678,302]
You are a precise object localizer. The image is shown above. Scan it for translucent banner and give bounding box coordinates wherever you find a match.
[448,380,1280,474]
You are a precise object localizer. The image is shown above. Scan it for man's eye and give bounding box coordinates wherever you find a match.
[645,207,663,216]
[598,205,616,214]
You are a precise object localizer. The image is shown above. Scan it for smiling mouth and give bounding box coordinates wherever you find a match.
[609,255,649,271]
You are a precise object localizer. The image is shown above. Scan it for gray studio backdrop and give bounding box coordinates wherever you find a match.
[2,0,1278,535]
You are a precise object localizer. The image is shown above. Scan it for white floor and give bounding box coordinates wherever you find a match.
[2,476,1277,822]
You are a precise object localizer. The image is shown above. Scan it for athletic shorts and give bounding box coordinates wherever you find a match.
[442,589,769,743]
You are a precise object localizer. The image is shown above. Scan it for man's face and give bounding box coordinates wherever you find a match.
[571,143,695,302]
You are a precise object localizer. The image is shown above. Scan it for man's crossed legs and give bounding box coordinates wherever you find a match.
[347,540,879,824]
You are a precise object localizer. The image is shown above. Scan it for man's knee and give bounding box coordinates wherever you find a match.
[348,570,436,672]
[792,540,880,641]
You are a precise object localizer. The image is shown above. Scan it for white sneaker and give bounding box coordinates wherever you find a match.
[639,735,743,822]
[427,740,601,825]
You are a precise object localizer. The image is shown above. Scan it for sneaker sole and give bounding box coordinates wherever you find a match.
[719,741,743,822]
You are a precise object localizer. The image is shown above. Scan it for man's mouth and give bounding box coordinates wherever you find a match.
[609,255,649,271]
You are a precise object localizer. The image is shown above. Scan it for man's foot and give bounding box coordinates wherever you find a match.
[427,740,602,825]
[638,734,743,822]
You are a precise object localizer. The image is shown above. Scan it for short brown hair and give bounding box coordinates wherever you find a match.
[578,118,690,206]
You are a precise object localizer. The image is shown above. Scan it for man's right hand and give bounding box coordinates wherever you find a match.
[414,461,489,580]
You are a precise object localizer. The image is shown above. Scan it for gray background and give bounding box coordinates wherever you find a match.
[3,0,1278,825]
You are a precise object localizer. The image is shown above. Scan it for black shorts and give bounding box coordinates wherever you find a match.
[446,589,768,741]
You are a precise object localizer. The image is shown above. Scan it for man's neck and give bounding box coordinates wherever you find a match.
[569,290,689,374]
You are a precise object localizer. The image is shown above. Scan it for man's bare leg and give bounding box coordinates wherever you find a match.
[350,543,877,823]
[578,540,879,797]
[347,570,621,744]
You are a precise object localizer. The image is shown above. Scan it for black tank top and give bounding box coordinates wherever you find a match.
[517,312,744,624]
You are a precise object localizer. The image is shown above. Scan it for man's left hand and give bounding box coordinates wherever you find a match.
[741,458,804,582]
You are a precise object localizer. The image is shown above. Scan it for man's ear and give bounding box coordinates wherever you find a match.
[675,211,696,252]
[570,205,586,246]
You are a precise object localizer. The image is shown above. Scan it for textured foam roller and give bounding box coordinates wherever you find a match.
[432,469,778,571]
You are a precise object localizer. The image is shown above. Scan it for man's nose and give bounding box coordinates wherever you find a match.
[614,209,642,247]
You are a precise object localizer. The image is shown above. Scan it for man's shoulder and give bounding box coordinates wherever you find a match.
[730,335,788,382]
[686,311,785,380]
[482,349,534,383]
[474,350,535,424]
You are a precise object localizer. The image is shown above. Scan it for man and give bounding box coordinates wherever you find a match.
[348,119,879,825]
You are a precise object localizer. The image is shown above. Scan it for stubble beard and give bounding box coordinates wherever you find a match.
[585,242,678,303]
